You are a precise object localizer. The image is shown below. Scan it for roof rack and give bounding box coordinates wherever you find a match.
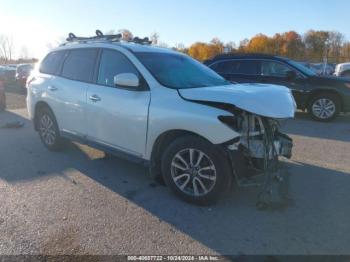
[62,30,152,46]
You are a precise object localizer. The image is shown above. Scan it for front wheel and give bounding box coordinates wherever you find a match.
[307,93,340,122]
[161,135,232,205]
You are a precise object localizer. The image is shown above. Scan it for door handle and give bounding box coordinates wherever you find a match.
[48,85,58,91]
[89,94,101,102]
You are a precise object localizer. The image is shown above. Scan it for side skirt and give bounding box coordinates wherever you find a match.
[60,131,150,167]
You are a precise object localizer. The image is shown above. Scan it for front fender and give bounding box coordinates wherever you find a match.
[145,92,239,159]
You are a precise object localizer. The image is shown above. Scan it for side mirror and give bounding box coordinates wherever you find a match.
[286,70,297,80]
[114,73,140,88]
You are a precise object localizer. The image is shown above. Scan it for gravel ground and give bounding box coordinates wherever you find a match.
[4,91,27,110]
[0,94,349,256]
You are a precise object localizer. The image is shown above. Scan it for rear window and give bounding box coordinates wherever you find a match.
[40,51,66,75]
[211,60,260,75]
[61,49,98,82]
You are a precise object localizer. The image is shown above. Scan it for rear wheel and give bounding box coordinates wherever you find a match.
[307,93,340,122]
[161,135,232,205]
[37,107,65,151]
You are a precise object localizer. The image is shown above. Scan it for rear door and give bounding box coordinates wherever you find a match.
[86,49,150,157]
[49,48,98,136]
[209,59,260,83]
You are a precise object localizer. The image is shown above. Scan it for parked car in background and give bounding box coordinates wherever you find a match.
[27,33,295,205]
[334,62,350,78]
[312,63,335,76]
[299,62,335,76]
[205,54,350,121]
[0,65,16,81]
[16,63,34,88]
[5,64,18,69]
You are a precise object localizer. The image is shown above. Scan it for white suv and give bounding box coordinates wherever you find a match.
[27,32,295,205]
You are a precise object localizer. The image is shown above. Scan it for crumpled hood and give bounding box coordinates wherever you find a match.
[179,83,296,118]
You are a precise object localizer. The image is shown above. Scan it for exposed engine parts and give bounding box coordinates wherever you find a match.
[226,112,293,207]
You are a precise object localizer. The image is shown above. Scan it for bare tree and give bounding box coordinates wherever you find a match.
[150,32,159,45]
[224,41,237,53]
[328,31,345,62]
[0,35,14,62]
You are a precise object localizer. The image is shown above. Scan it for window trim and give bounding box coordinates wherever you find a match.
[94,48,149,91]
[59,47,99,84]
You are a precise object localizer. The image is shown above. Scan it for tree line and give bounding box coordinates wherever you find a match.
[185,30,350,63]
[1,29,349,65]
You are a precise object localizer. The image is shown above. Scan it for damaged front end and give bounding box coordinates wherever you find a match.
[219,111,293,188]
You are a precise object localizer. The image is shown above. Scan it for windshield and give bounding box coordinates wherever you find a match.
[135,52,230,89]
[287,60,317,76]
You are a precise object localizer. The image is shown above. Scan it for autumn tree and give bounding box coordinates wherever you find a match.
[328,31,345,63]
[244,34,274,54]
[188,38,226,61]
[304,30,330,61]
[280,31,305,59]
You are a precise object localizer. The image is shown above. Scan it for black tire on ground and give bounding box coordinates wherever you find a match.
[307,93,340,122]
[36,106,66,151]
[161,135,232,205]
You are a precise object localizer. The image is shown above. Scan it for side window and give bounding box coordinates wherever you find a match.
[211,60,259,75]
[211,61,239,74]
[261,61,292,77]
[97,49,139,87]
[61,49,98,82]
[234,60,260,75]
[40,51,66,75]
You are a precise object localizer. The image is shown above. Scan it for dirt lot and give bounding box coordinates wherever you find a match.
[0,91,349,256]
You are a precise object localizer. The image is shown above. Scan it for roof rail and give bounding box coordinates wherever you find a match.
[61,30,152,46]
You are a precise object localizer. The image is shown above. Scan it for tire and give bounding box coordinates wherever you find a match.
[307,93,340,122]
[36,107,65,151]
[161,135,232,205]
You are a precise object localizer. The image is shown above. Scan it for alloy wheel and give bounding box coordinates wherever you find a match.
[312,98,336,119]
[39,114,56,146]
[170,148,217,197]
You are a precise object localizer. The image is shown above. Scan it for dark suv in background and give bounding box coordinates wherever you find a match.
[205,54,350,121]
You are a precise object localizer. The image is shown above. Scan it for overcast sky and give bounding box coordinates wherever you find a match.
[1,0,349,58]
